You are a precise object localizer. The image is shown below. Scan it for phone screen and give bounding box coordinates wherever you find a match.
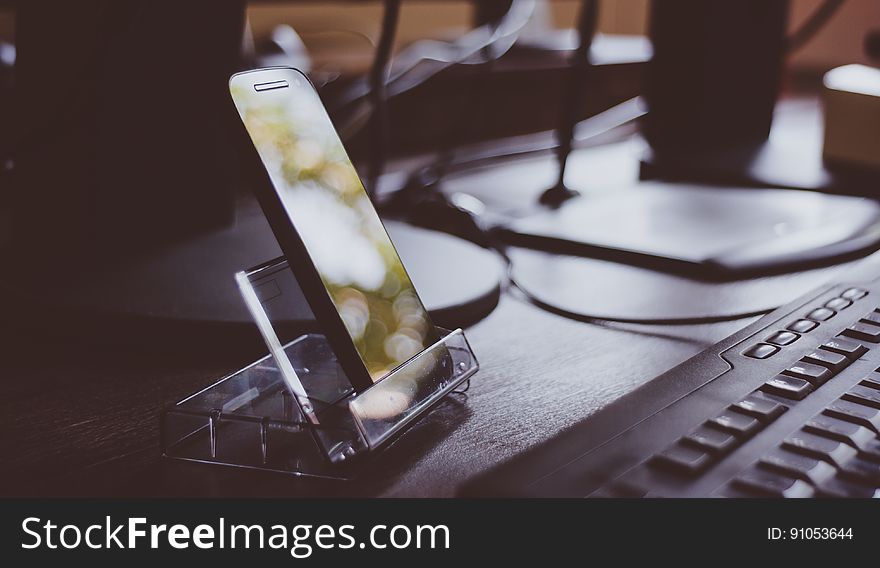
[231,71,437,383]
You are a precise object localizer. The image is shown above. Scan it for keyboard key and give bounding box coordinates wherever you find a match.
[802,349,849,373]
[600,479,653,498]
[817,476,879,498]
[595,484,649,498]
[709,411,762,439]
[787,319,818,333]
[825,297,853,311]
[782,431,858,467]
[840,288,868,301]
[732,469,814,498]
[861,375,880,390]
[603,466,656,497]
[683,426,739,456]
[805,414,877,451]
[860,439,880,463]
[649,443,714,476]
[588,487,617,498]
[759,449,837,485]
[761,375,814,401]
[842,385,880,410]
[732,393,787,423]
[821,337,869,359]
[841,322,880,343]
[783,361,832,386]
[715,483,753,497]
[806,307,836,322]
[839,458,880,485]
[765,331,799,346]
[742,343,780,360]
[824,399,880,433]
[860,311,880,326]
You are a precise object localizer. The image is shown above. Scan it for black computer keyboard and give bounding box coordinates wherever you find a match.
[462,254,880,498]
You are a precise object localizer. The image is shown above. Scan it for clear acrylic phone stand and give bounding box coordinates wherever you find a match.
[161,257,479,479]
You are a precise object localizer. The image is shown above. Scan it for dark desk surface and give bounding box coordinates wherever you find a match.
[0,286,761,497]
[0,225,853,497]
[0,98,860,496]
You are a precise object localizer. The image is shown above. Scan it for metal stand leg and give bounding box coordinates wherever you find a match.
[539,0,599,207]
[367,0,402,197]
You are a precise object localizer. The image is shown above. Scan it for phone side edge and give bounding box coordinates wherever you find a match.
[227,68,376,392]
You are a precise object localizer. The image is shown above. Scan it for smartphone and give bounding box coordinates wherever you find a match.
[229,67,440,392]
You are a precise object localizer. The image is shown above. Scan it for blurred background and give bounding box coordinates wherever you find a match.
[0,0,879,354]
[3,1,873,77]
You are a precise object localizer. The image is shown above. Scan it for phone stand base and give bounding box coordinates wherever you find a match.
[161,258,479,480]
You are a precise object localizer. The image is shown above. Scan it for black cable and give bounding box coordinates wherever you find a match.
[488,243,778,325]
[452,221,779,326]
[509,277,775,326]
[786,0,846,53]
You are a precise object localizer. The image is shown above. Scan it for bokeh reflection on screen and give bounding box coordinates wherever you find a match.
[233,79,434,382]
